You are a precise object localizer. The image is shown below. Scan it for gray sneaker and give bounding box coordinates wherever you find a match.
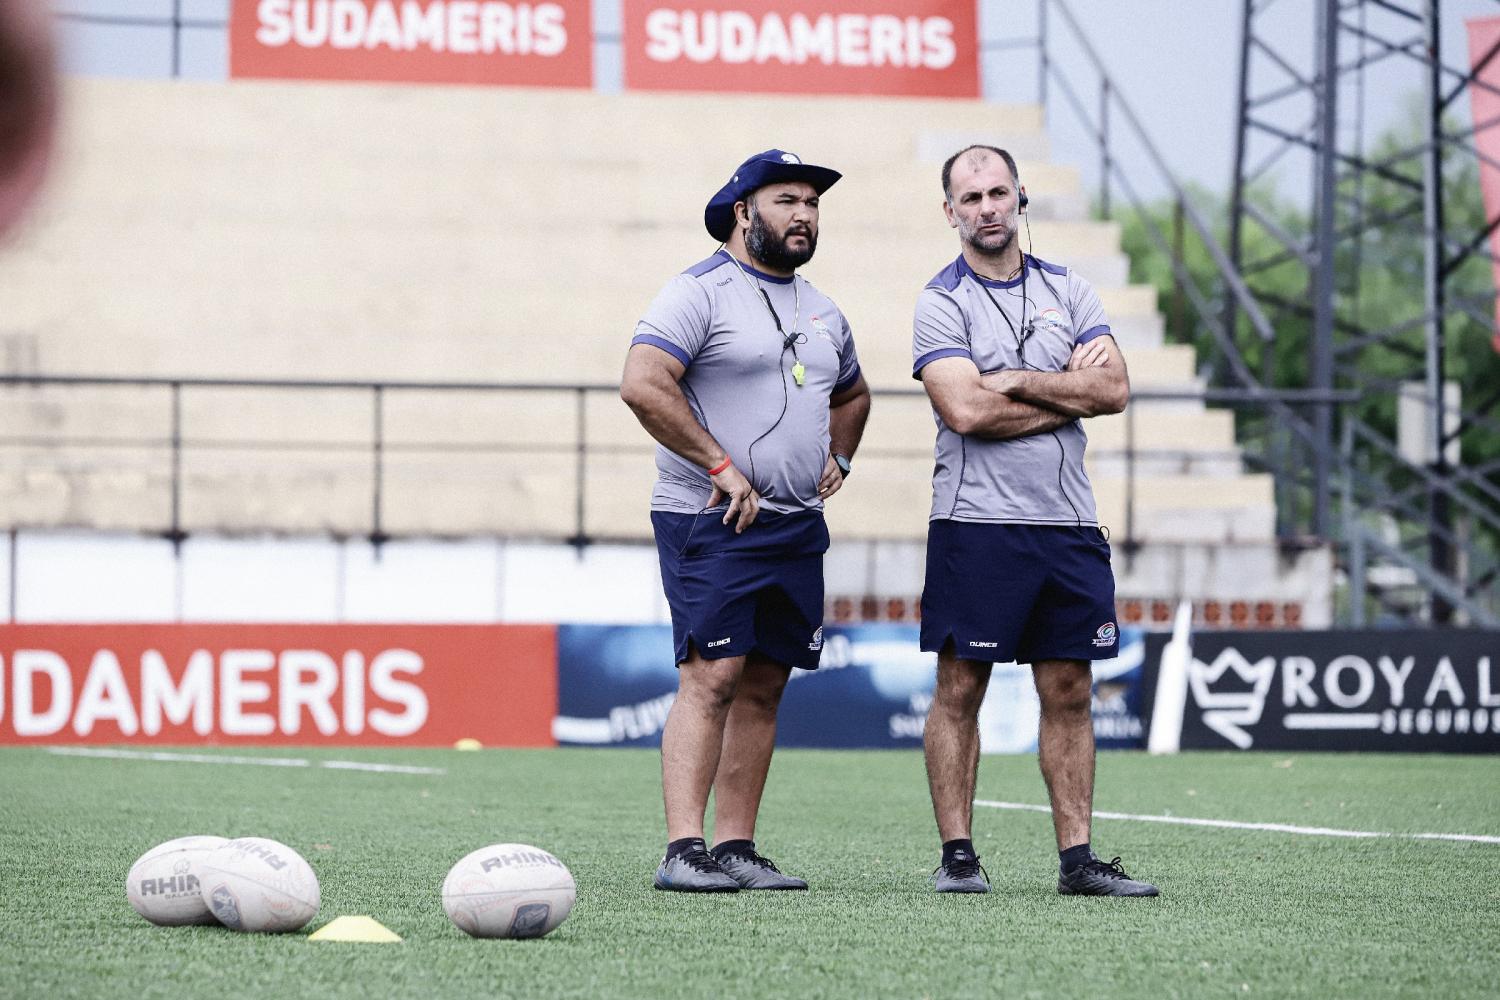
[932,852,990,893]
[711,846,808,890]
[1057,855,1159,897]
[653,848,740,892]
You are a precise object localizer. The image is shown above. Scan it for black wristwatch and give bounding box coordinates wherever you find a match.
[833,453,852,478]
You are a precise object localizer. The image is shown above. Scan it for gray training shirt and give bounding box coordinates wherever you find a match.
[912,253,1112,526]
[633,251,862,515]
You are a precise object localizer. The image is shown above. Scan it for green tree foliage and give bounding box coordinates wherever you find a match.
[1120,172,1500,469]
[1116,108,1499,611]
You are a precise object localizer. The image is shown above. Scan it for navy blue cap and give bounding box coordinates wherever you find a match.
[704,149,842,243]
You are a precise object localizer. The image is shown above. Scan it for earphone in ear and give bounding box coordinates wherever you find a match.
[1018,190,1029,210]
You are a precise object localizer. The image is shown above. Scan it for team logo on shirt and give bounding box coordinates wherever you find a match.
[1093,622,1118,648]
[808,627,824,651]
[810,316,834,341]
[1037,307,1070,335]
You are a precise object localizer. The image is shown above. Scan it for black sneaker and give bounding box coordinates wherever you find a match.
[1057,856,1159,897]
[654,847,740,892]
[711,845,808,890]
[932,852,990,893]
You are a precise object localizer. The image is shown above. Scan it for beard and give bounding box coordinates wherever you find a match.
[961,216,1017,257]
[746,206,817,270]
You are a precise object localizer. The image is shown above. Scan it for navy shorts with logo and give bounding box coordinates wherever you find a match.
[651,509,829,670]
[920,520,1119,663]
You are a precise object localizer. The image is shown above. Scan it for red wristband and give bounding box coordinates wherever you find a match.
[707,456,732,476]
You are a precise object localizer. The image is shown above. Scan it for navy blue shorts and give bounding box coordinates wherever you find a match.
[920,520,1119,663]
[652,509,829,670]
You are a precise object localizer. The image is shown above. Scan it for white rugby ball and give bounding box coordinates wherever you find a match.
[198,837,320,933]
[126,835,229,926]
[442,843,576,939]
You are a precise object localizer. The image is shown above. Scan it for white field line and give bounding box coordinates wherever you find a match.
[975,799,1500,846]
[47,747,309,767]
[45,746,445,775]
[319,760,446,775]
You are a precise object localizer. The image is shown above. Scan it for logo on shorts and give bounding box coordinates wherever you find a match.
[970,641,998,649]
[808,626,824,652]
[1093,622,1118,648]
[706,637,732,648]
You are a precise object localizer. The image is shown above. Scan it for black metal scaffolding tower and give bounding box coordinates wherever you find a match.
[1224,0,1500,624]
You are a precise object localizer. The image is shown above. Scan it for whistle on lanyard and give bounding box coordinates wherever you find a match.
[791,361,806,387]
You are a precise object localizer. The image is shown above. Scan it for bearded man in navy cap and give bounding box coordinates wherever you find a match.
[621,150,871,892]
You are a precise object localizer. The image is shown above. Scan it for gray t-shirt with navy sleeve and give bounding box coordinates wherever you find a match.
[912,253,1113,526]
[632,251,862,515]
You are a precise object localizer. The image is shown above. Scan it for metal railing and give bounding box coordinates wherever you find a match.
[0,374,616,548]
[0,375,1353,559]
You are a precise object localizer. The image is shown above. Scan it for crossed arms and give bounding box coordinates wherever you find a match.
[919,335,1129,439]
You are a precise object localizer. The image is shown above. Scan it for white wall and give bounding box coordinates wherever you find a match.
[3,530,1331,627]
[14,533,177,621]
[6,531,672,624]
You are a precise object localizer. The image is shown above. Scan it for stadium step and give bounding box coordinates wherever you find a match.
[0,74,1298,595]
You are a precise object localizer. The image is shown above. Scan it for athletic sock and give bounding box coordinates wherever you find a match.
[1059,842,1095,874]
[942,838,977,867]
[711,839,754,860]
[666,837,707,862]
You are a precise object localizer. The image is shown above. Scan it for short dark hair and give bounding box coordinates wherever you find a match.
[941,145,1019,201]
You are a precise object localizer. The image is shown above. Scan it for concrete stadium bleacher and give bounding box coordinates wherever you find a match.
[0,76,1330,620]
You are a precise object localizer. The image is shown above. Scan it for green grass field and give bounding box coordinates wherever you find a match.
[1,746,1496,999]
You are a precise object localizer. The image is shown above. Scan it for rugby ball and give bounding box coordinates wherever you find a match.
[441,843,576,939]
[198,837,320,933]
[126,835,228,926]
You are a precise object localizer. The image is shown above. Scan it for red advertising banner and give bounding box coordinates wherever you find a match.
[230,0,593,88]
[0,625,556,747]
[1467,16,1500,353]
[623,0,980,98]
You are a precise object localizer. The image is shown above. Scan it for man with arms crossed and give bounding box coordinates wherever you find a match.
[621,150,871,892]
[913,145,1157,897]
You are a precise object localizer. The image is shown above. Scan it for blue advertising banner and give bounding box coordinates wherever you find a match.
[552,624,1145,751]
